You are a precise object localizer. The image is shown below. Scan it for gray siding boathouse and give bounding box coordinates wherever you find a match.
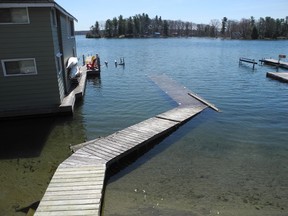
[0,0,78,118]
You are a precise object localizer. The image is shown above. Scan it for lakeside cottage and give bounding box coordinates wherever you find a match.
[0,0,78,118]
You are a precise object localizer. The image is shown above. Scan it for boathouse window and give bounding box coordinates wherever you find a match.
[67,18,75,37]
[2,59,37,76]
[0,8,29,24]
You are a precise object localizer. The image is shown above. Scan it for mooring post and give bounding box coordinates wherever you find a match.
[82,55,85,66]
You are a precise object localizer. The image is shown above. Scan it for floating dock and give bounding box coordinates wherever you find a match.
[266,72,288,83]
[35,74,218,216]
[259,58,288,69]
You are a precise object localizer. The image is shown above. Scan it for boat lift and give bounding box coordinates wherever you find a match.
[239,57,257,70]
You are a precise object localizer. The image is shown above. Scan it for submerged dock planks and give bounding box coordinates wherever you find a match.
[150,74,207,108]
[35,74,218,216]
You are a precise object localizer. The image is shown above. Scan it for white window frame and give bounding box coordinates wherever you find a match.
[1,58,37,77]
[56,53,63,75]
[0,7,30,24]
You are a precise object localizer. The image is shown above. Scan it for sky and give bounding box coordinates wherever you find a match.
[56,0,288,31]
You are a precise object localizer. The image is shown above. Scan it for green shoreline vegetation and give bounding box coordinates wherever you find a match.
[86,13,288,40]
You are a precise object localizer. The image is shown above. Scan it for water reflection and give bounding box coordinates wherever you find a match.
[0,117,56,159]
[0,108,86,215]
[107,109,213,182]
[87,74,102,88]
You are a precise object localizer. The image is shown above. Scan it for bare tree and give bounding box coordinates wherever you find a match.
[239,18,251,39]
[210,19,220,37]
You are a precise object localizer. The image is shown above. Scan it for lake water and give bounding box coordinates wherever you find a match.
[1,36,288,216]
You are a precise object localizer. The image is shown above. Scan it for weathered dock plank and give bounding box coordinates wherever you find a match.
[81,147,112,162]
[35,204,99,211]
[91,142,125,155]
[35,74,218,216]
[95,139,132,152]
[35,209,99,216]
[49,177,105,184]
[60,150,106,167]
[48,180,103,188]
[156,106,204,122]
[41,193,102,201]
[266,72,288,83]
[84,144,120,158]
[87,142,124,155]
[43,188,102,197]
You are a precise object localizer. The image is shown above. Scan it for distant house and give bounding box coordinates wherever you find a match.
[0,0,78,118]
[153,32,161,37]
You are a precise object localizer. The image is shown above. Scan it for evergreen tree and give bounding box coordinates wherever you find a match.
[163,20,169,36]
[118,15,126,36]
[251,26,259,39]
[127,17,134,36]
[112,17,118,37]
[221,17,228,37]
[105,19,112,37]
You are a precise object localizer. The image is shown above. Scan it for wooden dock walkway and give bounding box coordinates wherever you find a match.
[266,72,288,83]
[150,74,219,111]
[35,74,218,216]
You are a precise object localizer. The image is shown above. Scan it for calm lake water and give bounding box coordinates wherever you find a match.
[1,36,288,216]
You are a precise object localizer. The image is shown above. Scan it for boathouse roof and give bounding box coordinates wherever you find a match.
[0,0,77,22]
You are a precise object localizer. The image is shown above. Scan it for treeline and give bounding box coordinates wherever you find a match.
[86,13,288,39]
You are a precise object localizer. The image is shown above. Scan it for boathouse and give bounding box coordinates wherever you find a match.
[0,0,78,118]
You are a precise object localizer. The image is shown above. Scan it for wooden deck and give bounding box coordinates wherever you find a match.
[266,72,288,83]
[59,66,100,114]
[35,74,217,216]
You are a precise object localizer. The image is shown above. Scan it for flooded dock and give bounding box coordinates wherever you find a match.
[266,72,288,83]
[35,74,218,215]
[260,58,288,69]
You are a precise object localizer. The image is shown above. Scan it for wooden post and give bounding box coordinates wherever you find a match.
[278,54,286,66]
[187,92,220,112]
